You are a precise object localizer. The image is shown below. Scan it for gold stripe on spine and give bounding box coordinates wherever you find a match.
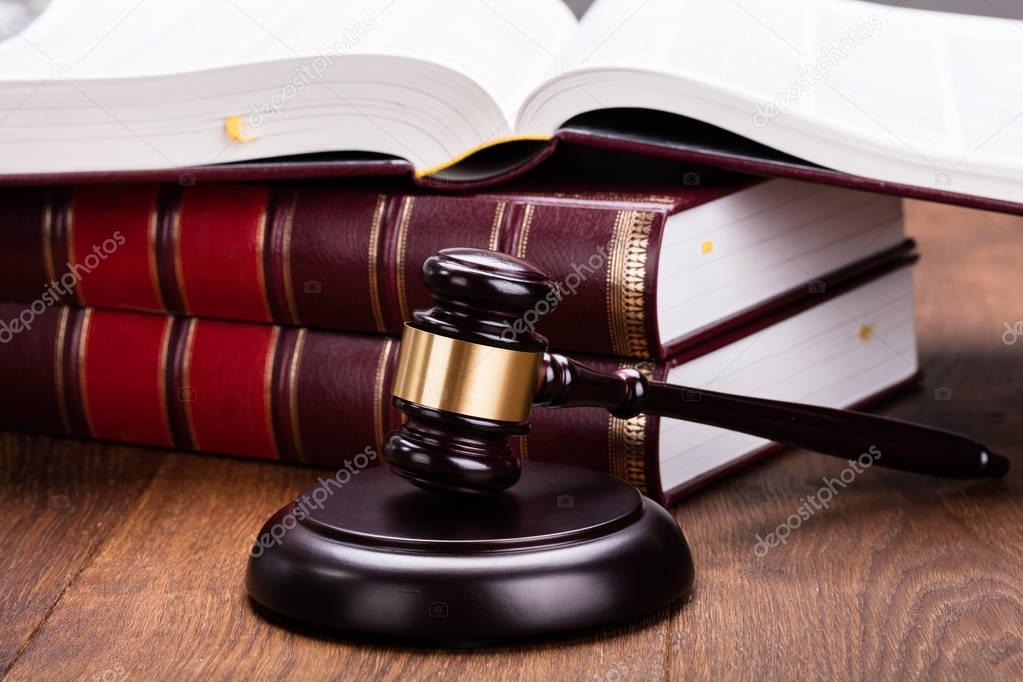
[393,326,540,423]
[280,192,300,325]
[66,198,83,305]
[254,207,272,322]
[394,197,416,324]
[181,318,199,450]
[288,328,308,461]
[515,204,536,258]
[146,195,166,309]
[156,317,174,445]
[41,194,57,284]
[607,361,654,493]
[77,308,95,436]
[606,210,654,360]
[372,337,395,454]
[487,201,507,251]
[171,200,190,315]
[53,307,73,435]
[262,327,281,458]
[532,191,677,204]
[366,195,388,332]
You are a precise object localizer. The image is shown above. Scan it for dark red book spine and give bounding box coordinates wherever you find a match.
[0,184,711,359]
[0,304,663,497]
[0,249,917,503]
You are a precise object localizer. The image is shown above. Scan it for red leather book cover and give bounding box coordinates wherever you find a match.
[0,251,918,504]
[0,125,1017,216]
[0,181,915,361]
[549,128,1023,218]
[0,303,649,490]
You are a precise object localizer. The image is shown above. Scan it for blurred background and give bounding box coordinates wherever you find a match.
[0,0,45,40]
[3,0,1022,43]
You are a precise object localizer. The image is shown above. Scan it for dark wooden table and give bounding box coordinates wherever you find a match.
[2,200,1021,681]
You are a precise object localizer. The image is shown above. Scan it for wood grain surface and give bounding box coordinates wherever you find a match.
[1,201,1021,681]
[0,436,164,675]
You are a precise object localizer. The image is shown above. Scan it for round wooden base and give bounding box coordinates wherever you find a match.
[246,462,694,643]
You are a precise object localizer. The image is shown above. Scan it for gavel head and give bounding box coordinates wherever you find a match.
[384,248,556,495]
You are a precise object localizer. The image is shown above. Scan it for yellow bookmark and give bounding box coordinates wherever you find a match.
[224,115,259,143]
[413,135,550,178]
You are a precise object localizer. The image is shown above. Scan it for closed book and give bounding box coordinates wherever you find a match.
[0,178,911,360]
[0,257,919,504]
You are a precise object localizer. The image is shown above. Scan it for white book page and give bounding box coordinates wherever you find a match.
[0,0,579,173]
[659,267,918,491]
[656,181,905,344]
[556,0,808,97]
[520,0,1023,201]
[551,0,1023,164]
[379,0,579,124]
[0,0,577,125]
[810,2,1023,168]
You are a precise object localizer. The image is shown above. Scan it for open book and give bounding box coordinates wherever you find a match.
[1,0,1020,204]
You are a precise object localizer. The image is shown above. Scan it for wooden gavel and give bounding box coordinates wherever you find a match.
[383,248,1008,495]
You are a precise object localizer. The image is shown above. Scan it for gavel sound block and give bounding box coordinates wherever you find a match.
[247,248,1005,643]
[246,249,695,641]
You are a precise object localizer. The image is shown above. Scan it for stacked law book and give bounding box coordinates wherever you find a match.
[0,177,920,504]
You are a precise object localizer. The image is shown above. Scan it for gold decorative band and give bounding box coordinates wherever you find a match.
[608,360,654,493]
[392,325,541,423]
[607,210,654,359]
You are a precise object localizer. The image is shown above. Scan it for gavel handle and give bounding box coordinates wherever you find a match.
[536,353,1008,480]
